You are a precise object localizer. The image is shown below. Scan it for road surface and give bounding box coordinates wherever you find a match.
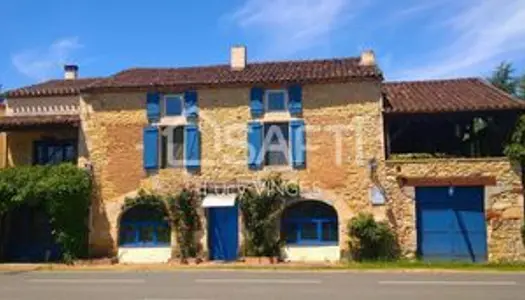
[0,269,524,300]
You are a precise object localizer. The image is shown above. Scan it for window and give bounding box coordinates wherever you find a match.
[33,140,77,165]
[264,122,289,166]
[160,126,184,168]
[163,94,184,116]
[119,205,170,247]
[281,201,338,245]
[265,90,287,112]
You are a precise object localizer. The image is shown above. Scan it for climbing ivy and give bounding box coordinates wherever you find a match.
[167,185,202,261]
[238,174,299,257]
[0,164,91,262]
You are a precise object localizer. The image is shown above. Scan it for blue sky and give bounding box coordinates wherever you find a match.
[1,0,525,90]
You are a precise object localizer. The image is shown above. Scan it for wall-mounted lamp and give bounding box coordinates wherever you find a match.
[83,161,94,176]
[368,158,378,176]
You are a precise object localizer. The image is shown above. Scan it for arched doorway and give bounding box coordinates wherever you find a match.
[117,205,171,263]
[281,200,339,261]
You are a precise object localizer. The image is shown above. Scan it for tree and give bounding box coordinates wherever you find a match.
[488,62,518,94]
[504,114,525,216]
[518,74,525,100]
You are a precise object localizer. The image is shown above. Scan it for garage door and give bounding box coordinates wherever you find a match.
[416,186,487,262]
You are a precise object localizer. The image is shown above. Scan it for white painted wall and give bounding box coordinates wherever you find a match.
[118,247,172,264]
[283,245,340,262]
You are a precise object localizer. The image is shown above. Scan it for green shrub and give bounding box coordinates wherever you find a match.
[348,213,399,261]
[0,164,91,261]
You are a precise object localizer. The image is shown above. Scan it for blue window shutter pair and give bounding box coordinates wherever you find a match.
[147,92,161,122]
[247,120,306,169]
[184,90,198,118]
[251,85,302,116]
[143,124,200,171]
[288,84,302,115]
[290,120,306,168]
[147,91,199,120]
[247,122,263,169]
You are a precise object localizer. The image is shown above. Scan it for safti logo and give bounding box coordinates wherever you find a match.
[157,111,367,168]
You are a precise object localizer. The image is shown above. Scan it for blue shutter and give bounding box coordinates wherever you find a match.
[250,87,264,117]
[184,124,200,170]
[184,90,198,118]
[247,122,263,169]
[288,84,302,115]
[146,92,161,122]
[143,126,159,170]
[290,120,306,168]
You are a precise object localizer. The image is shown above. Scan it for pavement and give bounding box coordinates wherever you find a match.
[0,269,524,300]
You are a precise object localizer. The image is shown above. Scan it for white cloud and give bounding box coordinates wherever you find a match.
[227,0,357,58]
[12,37,83,81]
[393,0,525,80]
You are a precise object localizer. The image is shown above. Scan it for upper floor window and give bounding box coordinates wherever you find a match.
[160,126,184,168]
[265,89,288,112]
[33,140,77,165]
[163,94,184,117]
[264,122,289,166]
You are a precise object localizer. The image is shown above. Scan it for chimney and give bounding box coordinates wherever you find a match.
[64,64,79,80]
[359,50,375,66]
[230,46,247,70]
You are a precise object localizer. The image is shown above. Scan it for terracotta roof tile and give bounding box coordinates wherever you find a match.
[6,78,103,98]
[383,78,525,113]
[87,57,382,91]
[0,115,80,130]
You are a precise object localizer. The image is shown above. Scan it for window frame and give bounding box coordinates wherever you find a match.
[264,89,288,113]
[263,121,290,167]
[32,139,78,166]
[162,94,185,117]
[159,125,185,169]
[283,217,338,246]
[119,220,171,248]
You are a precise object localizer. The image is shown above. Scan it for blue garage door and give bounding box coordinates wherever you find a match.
[208,206,238,261]
[416,186,487,262]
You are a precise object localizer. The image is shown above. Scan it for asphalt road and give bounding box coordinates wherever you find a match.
[0,270,524,300]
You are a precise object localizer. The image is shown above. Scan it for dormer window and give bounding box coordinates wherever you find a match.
[163,94,184,116]
[265,89,288,112]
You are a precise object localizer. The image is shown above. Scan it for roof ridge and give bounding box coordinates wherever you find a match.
[115,56,361,73]
[385,77,481,85]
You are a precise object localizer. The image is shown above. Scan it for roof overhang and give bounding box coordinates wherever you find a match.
[0,115,81,131]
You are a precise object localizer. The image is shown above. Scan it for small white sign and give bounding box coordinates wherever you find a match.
[370,186,385,205]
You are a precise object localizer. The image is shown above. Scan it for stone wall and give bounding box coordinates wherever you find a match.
[382,158,525,261]
[80,81,384,257]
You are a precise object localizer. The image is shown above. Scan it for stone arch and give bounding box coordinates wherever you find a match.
[116,201,172,263]
[280,198,341,262]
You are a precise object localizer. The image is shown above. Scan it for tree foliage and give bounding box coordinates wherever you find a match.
[504,114,525,164]
[488,62,518,95]
[0,164,91,262]
[238,174,299,257]
[348,213,399,261]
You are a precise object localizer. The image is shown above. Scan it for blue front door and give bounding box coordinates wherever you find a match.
[416,186,487,262]
[208,206,238,261]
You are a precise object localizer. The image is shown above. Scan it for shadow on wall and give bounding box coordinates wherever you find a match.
[88,179,115,258]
